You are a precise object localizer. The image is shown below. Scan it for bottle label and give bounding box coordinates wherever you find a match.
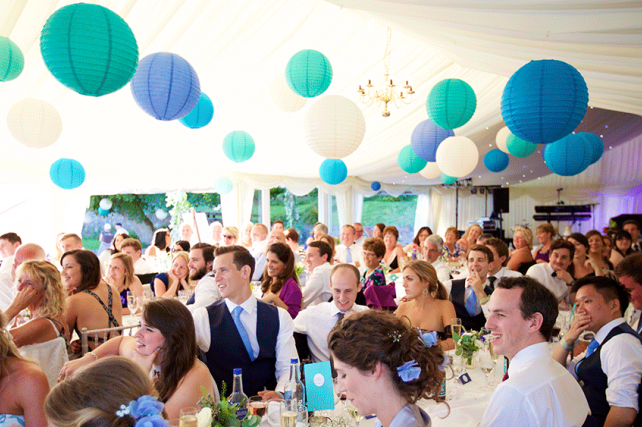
[438,380,446,398]
[236,408,248,421]
[283,390,294,400]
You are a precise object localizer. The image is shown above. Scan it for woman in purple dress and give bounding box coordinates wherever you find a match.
[260,242,302,319]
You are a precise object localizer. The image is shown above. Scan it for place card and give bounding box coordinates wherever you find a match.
[458,372,472,385]
[304,361,334,411]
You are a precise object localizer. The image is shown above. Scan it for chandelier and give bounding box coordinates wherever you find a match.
[357,28,414,117]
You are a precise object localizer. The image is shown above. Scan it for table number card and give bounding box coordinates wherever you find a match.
[304,361,334,411]
[458,372,472,385]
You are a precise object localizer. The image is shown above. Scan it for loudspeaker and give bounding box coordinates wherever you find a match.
[493,188,509,213]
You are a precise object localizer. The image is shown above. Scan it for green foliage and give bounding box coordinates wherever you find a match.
[166,191,192,241]
[454,331,481,364]
[198,384,261,427]
[88,194,165,234]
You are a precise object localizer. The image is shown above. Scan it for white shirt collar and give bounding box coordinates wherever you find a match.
[224,294,258,316]
[595,317,626,344]
[330,301,351,317]
[507,341,549,377]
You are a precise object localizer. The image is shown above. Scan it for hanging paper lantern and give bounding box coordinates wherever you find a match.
[271,73,307,112]
[436,136,479,178]
[155,209,168,220]
[410,119,454,162]
[130,52,200,120]
[179,93,213,129]
[6,98,62,148]
[501,59,588,144]
[99,198,112,210]
[40,3,138,96]
[319,159,347,185]
[50,158,85,189]
[426,79,477,130]
[484,149,509,173]
[0,37,24,82]
[441,173,457,185]
[506,134,537,158]
[543,134,592,177]
[98,208,109,216]
[215,176,234,195]
[420,162,441,180]
[495,127,511,153]
[304,95,365,159]
[371,181,381,191]
[222,131,255,163]
[398,145,427,174]
[576,132,603,164]
[285,50,332,98]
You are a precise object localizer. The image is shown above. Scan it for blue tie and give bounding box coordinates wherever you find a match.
[465,291,478,316]
[346,246,352,263]
[585,339,599,358]
[232,306,254,361]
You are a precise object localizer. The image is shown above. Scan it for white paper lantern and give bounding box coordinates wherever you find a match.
[419,162,441,179]
[270,72,306,113]
[495,126,510,153]
[436,136,479,178]
[99,198,112,210]
[155,209,168,220]
[304,95,366,159]
[7,98,62,148]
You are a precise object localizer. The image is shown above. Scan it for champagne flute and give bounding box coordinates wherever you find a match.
[280,399,297,427]
[179,407,198,427]
[346,401,364,426]
[479,357,495,391]
[450,318,462,340]
[127,294,138,317]
[177,290,188,304]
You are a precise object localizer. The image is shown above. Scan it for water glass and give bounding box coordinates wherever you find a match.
[450,318,462,339]
[265,398,283,427]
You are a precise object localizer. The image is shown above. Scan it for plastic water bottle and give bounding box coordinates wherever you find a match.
[283,358,306,420]
[228,368,248,421]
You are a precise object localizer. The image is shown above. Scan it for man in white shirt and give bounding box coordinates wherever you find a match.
[482,276,590,426]
[422,234,451,284]
[616,253,642,334]
[623,220,641,252]
[484,238,522,283]
[335,225,362,268]
[252,228,285,282]
[353,222,366,246]
[0,232,21,274]
[526,239,575,303]
[186,243,220,312]
[302,241,333,309]
[0,243,47,311]
[59,233,83,253]
[553,276,642,426]
[272,220,285,232]
[294,264,369,362]
[209,221,224,246]
[120,238,154,274]
[192,245,297,398]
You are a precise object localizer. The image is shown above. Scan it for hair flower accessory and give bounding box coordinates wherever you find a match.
[421,331,438,347]
[439,354,451,372]
[388,330,402,343]
[116,395,168,427]
[397,360,421,382]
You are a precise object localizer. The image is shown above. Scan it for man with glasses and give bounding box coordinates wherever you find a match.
[422,235,451,284]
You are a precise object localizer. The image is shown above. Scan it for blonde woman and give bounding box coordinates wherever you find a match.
[222,226,240,246]
[107,253,144,315]
[507,226,534,272]
[151,251,190,298]
[457,224,482,254]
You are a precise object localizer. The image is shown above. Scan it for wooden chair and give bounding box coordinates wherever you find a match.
[81,323,139,355]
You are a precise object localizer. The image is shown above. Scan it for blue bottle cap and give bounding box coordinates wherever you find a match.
[233,368,242,375]
[291,358,298,363]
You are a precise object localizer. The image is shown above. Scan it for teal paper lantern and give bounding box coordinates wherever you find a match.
[285,50,332,98]
[398,145,428,174]
[484,149,509,172]
[215,176,234,195]
[222,131,255,163]
[50,158,85,189]
[441,173,457,185]
[0,37,24,81]
[319,159,347,185]
[179,93,214,129]
[426,79,477,130]
[576,132,603,164]
[543,134,592,177]
[506,133,537,158]
[40,3,138,96]
[98,207,109,216]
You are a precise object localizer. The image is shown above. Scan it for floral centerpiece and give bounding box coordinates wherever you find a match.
[294,261,305,278]
[454,330,482,368]
[406,245,421,262]
[197,384,261,427]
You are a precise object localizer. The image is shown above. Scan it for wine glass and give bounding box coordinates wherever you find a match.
[127,294,138,318]
[280,399,298,427]
[478,356,495,391]
[265,398,283,427]
[345,401,364,426]
[177,290,189,304]
[179,407,198,427]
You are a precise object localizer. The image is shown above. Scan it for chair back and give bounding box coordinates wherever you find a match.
[81,323,139,355]
[136,272,158,285]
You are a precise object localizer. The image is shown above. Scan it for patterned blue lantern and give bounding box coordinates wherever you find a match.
[50,158,85,189]
[543,134,592,176]
[484,149,509,173]
[410,119,454,162]
[179,93,213,129]
[285,50,332,98]
[319,159,347,185]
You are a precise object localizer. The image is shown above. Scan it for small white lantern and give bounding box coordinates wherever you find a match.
[7,98,62,148]
[419,162,441,179]
[99,198,112,210]
[271,72,307,113]
[495,126,510,153]
[436,136,479,178]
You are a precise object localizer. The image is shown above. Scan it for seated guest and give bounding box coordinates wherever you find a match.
[222,226,240,246]
[476,233,494,244]
[441,226,464,263]
[553,276,642,426]
[318,234,337,265]
[526,239,575,303]
[107,253,143,315]
[48,358,166,427]
[120,238,154,275]
[0,232,21,274]
[603,235,614,261]
[186,243,220,311]
[253,229,286,282]
[623,220,642,252]
[0,310,49,426]
[59,233,83,253]
[145,228,171,260]
[302,241,334,309]
[484,238,523,283]
[481,277,590,426]
[294,264,368,362]
[179,222,194,244]
[353,222,366,246]
[313,223,328,240]
[172,240,190,253]
[210,221,224,246]
[403,227,432,255]
[98,232,129,274]
[260,242,303,319]
[422,235,451,284]
[361,237,390,308]
[532,223,556,264]
[63,250,123,354]
[335,224,363,268]
[250,224,271,281]
[0,242,45,311]
[616,253,642,319]
[192,246,297,397]
[373,223,385,239]
[396,260,455,350]
[383,226,406,274]
[329,310,446,427]
[151,251,190,298]
[457,224,482,254]
[59,299,218,419]
[507,226,534,273]
[284,228,302,262]
[610,230,634,268]
[568,232,603,280]
[587,230,614,271]
[272,220,285,232]
[240,221,254,248]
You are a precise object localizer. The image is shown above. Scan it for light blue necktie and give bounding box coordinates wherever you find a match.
[232,306,255,361]
[465,291,478,316]
[346,246,352,263]
[585,339,599,358]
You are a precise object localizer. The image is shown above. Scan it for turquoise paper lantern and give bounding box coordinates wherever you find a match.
[543,134,592,177]
[40,3,138,96]
[441,173,457,185]
[576,132,603,164]
[319,159,347,185]
[215,176,234,195]
[426,79,477,130]
[50,158,85,189]
[484,149,509,172]
[501,59,588,144]
[179,93,213,129]
[506,133,537,158]
[222,131,255,163]
[285,50,332,98]
[410,119,454,162]
[0,37,24,81]
[98,207,109,216]
[398,145,428,174]
[371,181,381,191]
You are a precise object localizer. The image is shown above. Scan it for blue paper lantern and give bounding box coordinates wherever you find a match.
[441,173,457,185]
[0,37,24,82]
[98,207,109,216]
[371,181,381,191]
[398,145,428,174]
[285,50,332,98]
[501,59,588,144]
[576,132,603,164]
[222,131,255,163]
[543,134,592,176]
[484,149,510,173]
[426,79,477,130]
[410,119,455,162]
[40,3,138,96]
[319,159,347,185]
[130,52,200,120]
[179,93,213,129]
[506,133,538,158]
[50,158,85,189]
[215,176,234,195]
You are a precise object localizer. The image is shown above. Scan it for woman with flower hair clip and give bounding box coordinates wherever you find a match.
[328,310,448,427]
